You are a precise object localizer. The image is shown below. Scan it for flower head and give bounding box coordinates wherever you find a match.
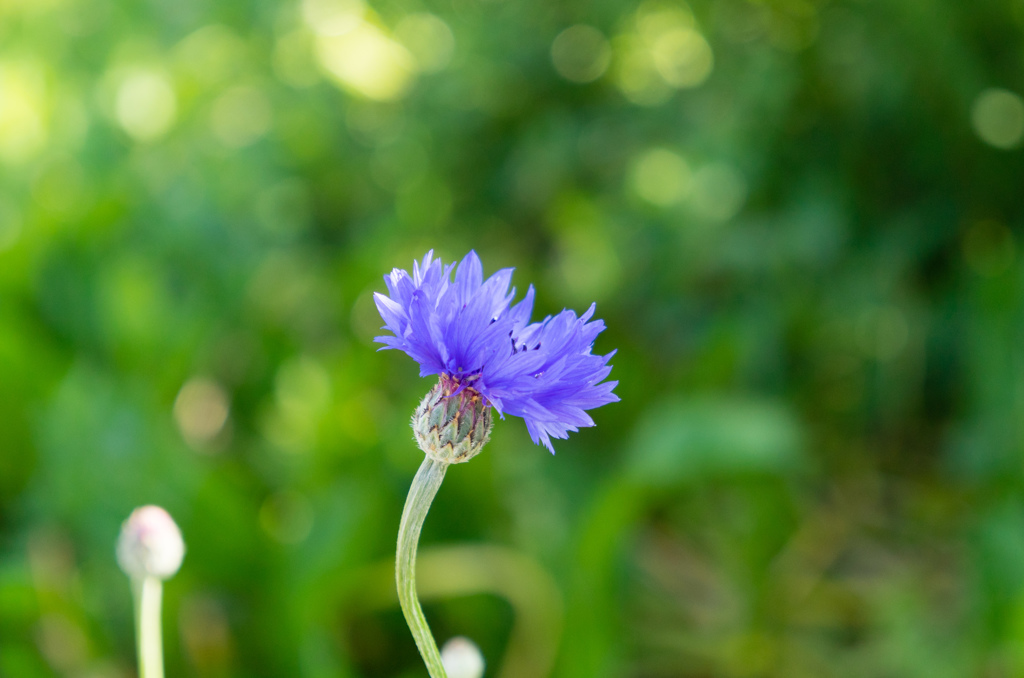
[375,250,619,453]
[116,505,185,580]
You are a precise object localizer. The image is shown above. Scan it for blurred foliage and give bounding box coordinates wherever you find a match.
[1,0,1023,676]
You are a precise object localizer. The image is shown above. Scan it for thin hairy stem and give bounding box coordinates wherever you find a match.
[397,456,450,678]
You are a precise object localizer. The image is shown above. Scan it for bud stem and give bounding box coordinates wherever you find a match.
[133,575,165,678]
[397,456,450,678]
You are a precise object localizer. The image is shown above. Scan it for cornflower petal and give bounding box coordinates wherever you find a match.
[375,251,618,453]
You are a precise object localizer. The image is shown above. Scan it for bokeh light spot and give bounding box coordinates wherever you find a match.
[690,163,747,221]
[636,1,695,37]
[613,36,672,106]
[115,70,177,141]
[0,62,48,162]
[174,377,230,450]
[175,25,245,87]
[651,28,713,88]
[395,13,455,73]
[276,355,331,418]
[262,355,333,455]
[302,0,365,37]
[556,231,622,302]
[629,147,692,206]
[613,2,713,104]
[971,88,1024,149]
[209,85,272,148]
[551,196,622,301]
[316,22,415,101]
[551,25,612,84]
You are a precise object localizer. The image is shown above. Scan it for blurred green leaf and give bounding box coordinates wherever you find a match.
[627,397,805,486]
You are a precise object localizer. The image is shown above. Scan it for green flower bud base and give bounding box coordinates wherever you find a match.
[412,377,493,464]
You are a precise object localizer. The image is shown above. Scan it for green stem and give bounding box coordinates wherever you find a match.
[134,575,165,678]
[397,456,450,678]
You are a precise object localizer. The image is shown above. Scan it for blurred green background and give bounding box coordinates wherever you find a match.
[1,0,1023,676]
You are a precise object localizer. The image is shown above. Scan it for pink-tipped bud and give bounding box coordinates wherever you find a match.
[116,505,185,580]
[440,636,485,678]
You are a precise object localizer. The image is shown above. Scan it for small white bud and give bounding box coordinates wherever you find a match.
[116,505,185,580]
[440,636,485,678]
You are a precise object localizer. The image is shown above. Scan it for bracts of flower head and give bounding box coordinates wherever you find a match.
[412,374,493,464]
[117,506,185,678]
[376,250,618,678]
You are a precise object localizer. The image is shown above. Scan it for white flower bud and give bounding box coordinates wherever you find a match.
[116,505,185,580]
[440,636,485,678]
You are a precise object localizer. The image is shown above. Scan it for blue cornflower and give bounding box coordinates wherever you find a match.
[374,250,619,453]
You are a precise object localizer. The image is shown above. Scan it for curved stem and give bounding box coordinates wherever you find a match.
[397,457,450,678]
[135,575,164,678]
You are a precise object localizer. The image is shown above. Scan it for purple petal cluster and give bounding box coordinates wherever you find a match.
[375,250,619,453]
